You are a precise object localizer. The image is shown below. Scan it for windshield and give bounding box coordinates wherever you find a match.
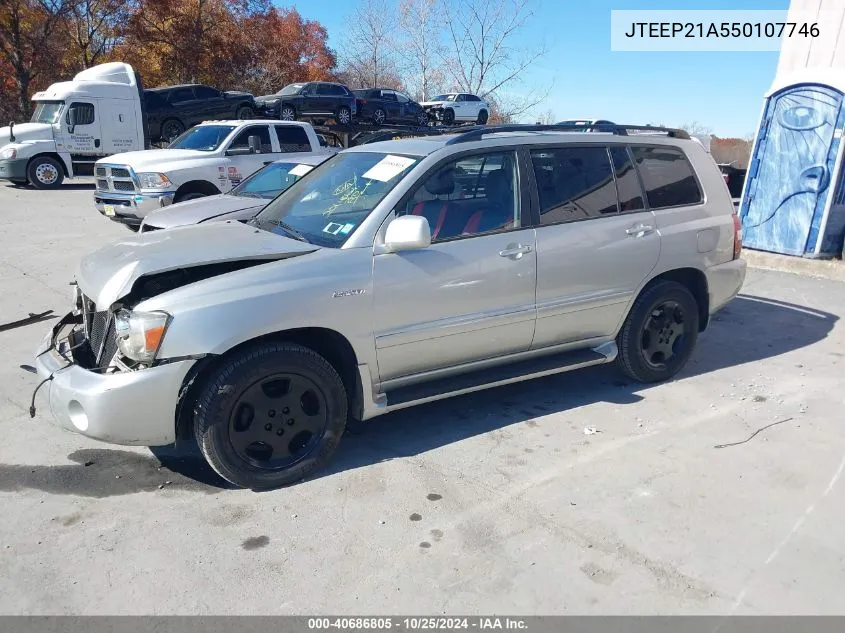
[278,83,304,96]
[432,94,456,102]
[232,161,316,200]
[168,125,236,151]
[251,151,420,247]
[30,101,64,124]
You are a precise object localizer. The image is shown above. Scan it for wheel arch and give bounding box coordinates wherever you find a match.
[175,327,363,443]
[174,180,221,202]
[643,267,710,332]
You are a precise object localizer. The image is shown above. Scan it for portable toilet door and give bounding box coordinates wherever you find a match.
[740,82,845,257]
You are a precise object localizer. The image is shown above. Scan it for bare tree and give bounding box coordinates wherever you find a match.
[535,109,555,124]
[442,0,548,116]
[680,120,713,138]
[340,0,400,89]
[397,0,445,101]
[65,0,131,70]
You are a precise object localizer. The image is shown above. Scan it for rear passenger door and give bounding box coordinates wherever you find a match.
[529,144,661,349]
[372,150,537,381]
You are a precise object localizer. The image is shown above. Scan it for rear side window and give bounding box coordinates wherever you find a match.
[169,88,195,103]
[631,145,702,209]
[275,125,311,152]
[195,86,220,99]
[144,92,166,109]
[531,146,618,223]
[609,147,645,212]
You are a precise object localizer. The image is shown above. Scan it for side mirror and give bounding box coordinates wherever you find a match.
[67,107,77,133]
[248,135,261,153]
[384,215,431,252]
[225,146,253,156]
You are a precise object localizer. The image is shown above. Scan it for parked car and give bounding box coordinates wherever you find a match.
[352,88,427,126]
[254,82,356,125]
[420,92,489,125]
[33,123,745,490]
[557,119,616,131]
[94,120,328,229]
[139,152,335,232]
[144,84,257,142]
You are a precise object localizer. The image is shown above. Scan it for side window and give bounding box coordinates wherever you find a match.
[275,125,312,152]
[195,86,221,99]
[530,146,618,224]
[467,94,480,102]
[330,85,348,96]
[229,126,273,153]
[316,83,333,96]
[399,151,520,241]
[67,102,95,126]
[300,83,316,95]
[631,145,703,209]
[456,94,467,102]
[381,91,397,102]
[609,146,645,212]
[169,88,195,103]
[396,92,410,103]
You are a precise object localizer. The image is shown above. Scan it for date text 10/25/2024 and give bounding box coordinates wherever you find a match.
[308,617,528,631]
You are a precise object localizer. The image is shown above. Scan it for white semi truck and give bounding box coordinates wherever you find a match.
[0,62,149,189]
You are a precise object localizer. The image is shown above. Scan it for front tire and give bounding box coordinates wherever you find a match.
[193,342,348,490]
[616,280,699,383]
[27,156,63,189]
[417,111,428,126]
[443,108,455,125]
[174,191,207,204]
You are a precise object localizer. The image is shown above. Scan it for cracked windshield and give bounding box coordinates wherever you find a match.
[251,151,419,247]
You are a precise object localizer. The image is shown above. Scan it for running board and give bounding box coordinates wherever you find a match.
[383,343,616,410]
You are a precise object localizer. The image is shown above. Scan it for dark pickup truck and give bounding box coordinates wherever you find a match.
[144,84,257,142]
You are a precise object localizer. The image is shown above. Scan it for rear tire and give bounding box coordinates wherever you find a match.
[477,109,489,125]
[236,106,254,119]
[372,108,387,125]
[336,106,352,125]
[616,280,699,383]
[193,342,348,490]
[27,156,63,189]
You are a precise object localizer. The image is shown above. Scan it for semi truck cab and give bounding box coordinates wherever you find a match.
[0,62,147,189]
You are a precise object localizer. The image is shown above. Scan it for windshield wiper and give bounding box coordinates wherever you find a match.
[258,218,309,243]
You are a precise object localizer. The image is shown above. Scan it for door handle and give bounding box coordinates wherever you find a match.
[626,224,654,237]
[499,244,532,257]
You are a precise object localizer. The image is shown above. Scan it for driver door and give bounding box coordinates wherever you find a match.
[372,150,537,381]
[221,125,274,191]
[61,101,102,156]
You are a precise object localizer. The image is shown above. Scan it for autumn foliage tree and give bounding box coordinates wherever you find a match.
[0,0,337,121]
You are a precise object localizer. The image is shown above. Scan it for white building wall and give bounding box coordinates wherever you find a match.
[775,0,845,78]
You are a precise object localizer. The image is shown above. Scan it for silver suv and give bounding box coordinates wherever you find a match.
[32,124,746,490]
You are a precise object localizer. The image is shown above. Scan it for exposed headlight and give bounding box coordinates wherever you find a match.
[0,147,17,160]
[137,172,173,190]
[115,309,170,362]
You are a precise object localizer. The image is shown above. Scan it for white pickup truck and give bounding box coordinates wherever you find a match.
[93,119,329,229]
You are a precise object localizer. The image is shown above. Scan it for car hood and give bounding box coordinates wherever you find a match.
[77,220,316,308]
[97,148,210,170]
[419,100,451,107]
[0,122,54,146]
[255,94,282,103]
[224,90,253,98]
[142,193,266,230]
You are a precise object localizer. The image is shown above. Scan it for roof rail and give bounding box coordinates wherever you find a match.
[444,123,691,145]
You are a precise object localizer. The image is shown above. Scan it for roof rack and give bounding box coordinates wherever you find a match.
[443,123,691,145]
[313,122,472,148]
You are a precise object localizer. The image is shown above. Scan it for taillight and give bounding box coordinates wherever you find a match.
[732,213,742,259]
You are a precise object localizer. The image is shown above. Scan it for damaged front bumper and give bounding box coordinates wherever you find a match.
[32,312,195,446]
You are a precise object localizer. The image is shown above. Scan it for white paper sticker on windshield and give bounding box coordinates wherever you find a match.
[323,222,344,235]
[289,164,313,177]
[362,155,416,182]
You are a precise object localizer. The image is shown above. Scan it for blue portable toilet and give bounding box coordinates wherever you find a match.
[740,69,845,258]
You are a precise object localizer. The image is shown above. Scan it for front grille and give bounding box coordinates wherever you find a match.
[112,180,135,192]
[96,165,136,193]
[111,167,130,178]
[83,298,118,369]
[96,179,109,190]
[95,167,106,177]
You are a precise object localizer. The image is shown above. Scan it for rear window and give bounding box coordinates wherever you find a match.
[275,125,312,152]
[631,146,702,209]
[530,146,618,223]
